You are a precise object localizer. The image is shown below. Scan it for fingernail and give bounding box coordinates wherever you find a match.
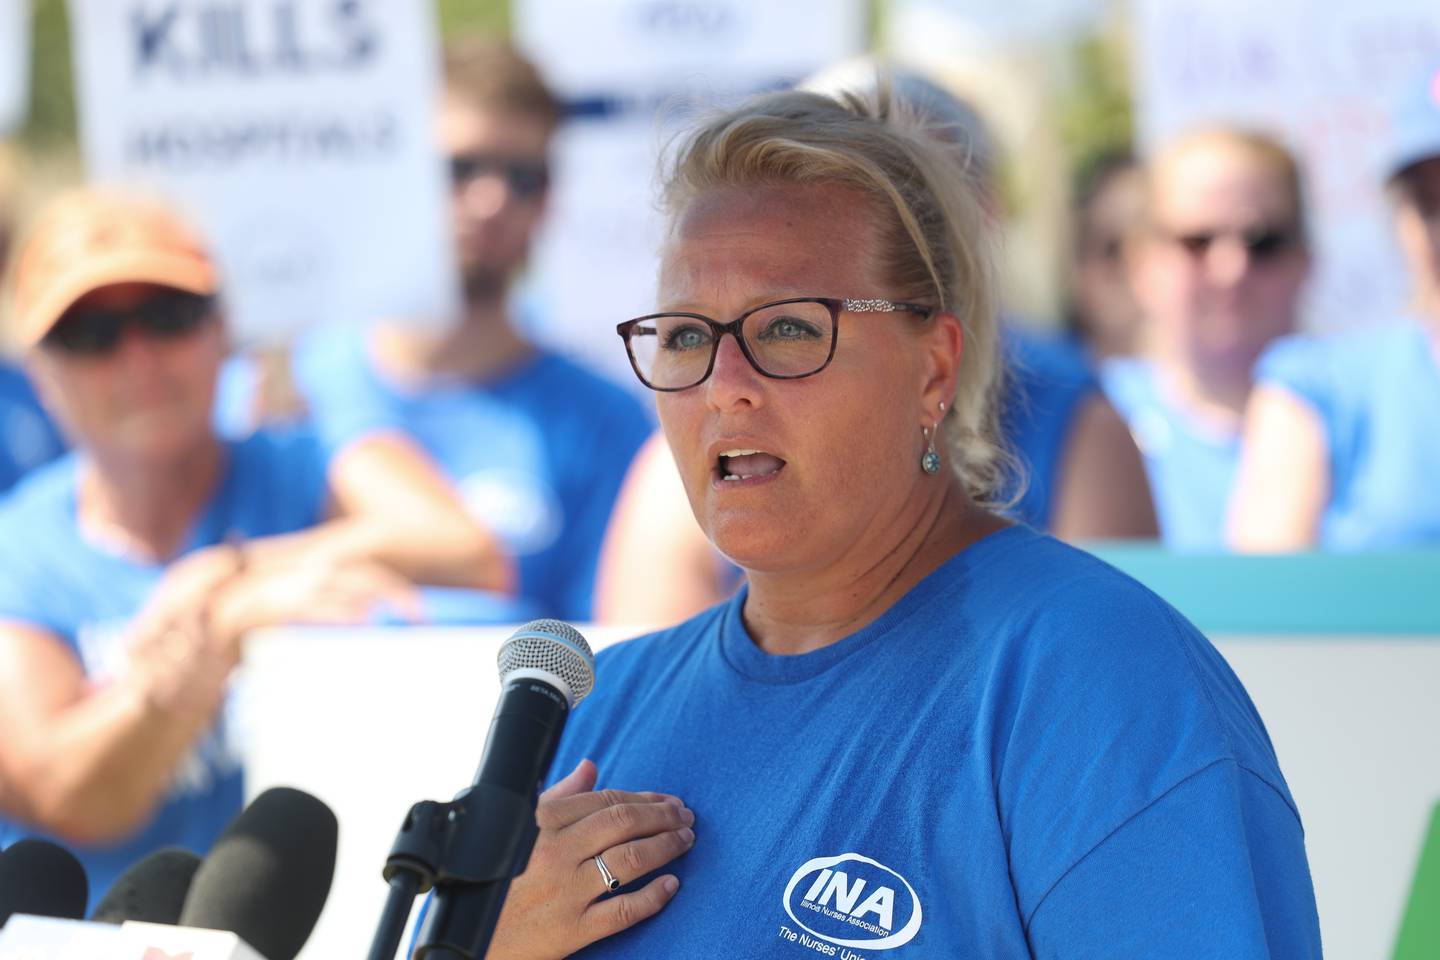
[663,875,680,894]
[679,827,695,845]
[679,806,695,826]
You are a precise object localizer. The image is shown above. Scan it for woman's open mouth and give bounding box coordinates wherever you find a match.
[717,449,787,484]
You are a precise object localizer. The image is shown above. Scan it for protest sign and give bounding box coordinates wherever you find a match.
[68,0,459,343]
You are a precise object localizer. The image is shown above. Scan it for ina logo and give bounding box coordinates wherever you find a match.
[782,852,923,950]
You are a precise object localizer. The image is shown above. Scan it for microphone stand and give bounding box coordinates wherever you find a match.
[366,680,568,959]
[366,799,449,960]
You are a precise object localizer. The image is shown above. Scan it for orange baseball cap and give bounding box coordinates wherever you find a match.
[9,190,218,348]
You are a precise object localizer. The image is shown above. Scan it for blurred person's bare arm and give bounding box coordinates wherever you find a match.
[316,431,514,593]
[0,548,244,843]
[1050,394,1159,541]
[596,434,733,627]
[0,538,421,843]
[1227,385,1328,552]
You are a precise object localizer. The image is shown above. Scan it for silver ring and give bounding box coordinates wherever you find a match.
[593,853,621,892]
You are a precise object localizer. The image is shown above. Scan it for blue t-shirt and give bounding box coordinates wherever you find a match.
[548,526,1320,957]
[0,362,65,495]
[1257,319,1440,549]
[0,429,330,912]
[1000,326,1098,530]
[1101,358,1237,551]
[293,331,652,621]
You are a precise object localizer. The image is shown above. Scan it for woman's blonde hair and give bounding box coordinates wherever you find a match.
[660,85,1008,502]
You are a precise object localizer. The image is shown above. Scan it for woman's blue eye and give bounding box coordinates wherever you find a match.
[758,317,821,341]
[662,325,711,352]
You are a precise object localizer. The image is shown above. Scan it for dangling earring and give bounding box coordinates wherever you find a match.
[921,401,945,475]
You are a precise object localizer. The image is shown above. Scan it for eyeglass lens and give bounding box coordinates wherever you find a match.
[626,300,836,390]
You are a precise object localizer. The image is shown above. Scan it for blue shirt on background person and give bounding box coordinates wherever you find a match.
[1101,358,1237,550]
[547,525,1320,957]
[999,325,1098,530]
[0,361,65,494]
[0,428,329,912]
[293,328,652,623]
[1255,318,1440,549]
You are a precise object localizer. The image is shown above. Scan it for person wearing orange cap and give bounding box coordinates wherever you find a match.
[0,189,508,911]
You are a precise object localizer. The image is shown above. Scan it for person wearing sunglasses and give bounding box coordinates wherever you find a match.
[1102,127,1311,550]
[291,36,650,625]
[1230,62,1440,551]
[0,189,509,911]
[465,87,1320,959]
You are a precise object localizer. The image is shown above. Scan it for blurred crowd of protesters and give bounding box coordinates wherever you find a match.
[0,33,1438,905]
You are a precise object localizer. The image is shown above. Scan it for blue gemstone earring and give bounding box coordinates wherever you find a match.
[921,401,945,475]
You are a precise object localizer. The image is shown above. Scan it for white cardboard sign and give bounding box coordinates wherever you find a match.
[66,0,460,345]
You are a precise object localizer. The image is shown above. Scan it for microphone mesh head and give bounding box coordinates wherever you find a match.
[498,619,596,707]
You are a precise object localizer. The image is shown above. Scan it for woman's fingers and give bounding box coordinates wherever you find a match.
[579,874,682,943]
[541,759,599,803]
[555,794,691,863]
[537,785,681,831]
[485,779,691,959]
[564,799,694,867]
[577,826,695,895]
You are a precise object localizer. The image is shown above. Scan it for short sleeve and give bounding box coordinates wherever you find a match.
[541,371,653,619]
[290,327,403,455]
[1026,759,1321,958]
[991,572,1304,930]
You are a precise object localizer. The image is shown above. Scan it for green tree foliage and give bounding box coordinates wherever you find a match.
[21,0,76,147]
[1055,26,1135,185]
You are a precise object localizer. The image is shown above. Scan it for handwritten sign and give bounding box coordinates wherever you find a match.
[67,0,460,344]
[1134,0,1440,332]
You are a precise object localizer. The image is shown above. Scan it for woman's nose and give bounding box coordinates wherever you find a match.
[704,332,763,409]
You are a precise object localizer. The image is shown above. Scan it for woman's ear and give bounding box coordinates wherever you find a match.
[919,310,963,422]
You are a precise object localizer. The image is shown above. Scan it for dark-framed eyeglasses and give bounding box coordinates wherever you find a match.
[1161,223,1301,262]
[42,290,217,357]
[616,296,933,392]
[448,152,550,199]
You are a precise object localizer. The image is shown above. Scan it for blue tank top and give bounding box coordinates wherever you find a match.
[0,429,329,913]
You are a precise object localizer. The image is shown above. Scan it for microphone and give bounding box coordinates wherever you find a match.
[379,618,596,960]
[91,847,202,924]
[0,838,88,926]
[179,786,338,960]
